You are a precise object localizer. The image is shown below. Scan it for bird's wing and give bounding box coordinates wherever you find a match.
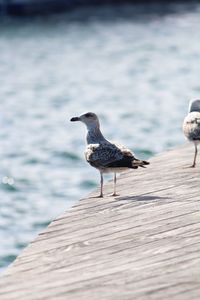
[85,142,134,168]
[189,100,200,113]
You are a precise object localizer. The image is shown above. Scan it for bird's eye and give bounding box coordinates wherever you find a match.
[85,113,93,118]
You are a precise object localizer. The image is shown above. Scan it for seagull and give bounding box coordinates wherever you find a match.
[70,112,150,197]
[183,99,200,167]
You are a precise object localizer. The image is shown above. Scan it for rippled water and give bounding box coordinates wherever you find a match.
[1,3,200,270]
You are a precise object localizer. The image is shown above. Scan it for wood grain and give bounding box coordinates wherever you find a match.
[0,144,200,300]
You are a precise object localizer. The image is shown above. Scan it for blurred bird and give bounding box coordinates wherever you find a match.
[70,112,149,197]
[183,99,200,167]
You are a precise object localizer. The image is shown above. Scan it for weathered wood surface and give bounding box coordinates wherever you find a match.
[0,144,200,300]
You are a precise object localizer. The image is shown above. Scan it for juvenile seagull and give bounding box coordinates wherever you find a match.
[70,112,149,197]
[183,99,200,167]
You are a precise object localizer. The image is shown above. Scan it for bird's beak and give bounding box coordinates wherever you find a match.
[70,117,80,122]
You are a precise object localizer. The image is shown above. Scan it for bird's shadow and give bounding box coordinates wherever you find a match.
[87,194,170,202]
[116,195,170,202]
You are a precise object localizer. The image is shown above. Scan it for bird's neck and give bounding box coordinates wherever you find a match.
[86,125,107,144]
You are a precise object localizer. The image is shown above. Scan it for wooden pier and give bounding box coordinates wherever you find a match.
[0,144,200,300]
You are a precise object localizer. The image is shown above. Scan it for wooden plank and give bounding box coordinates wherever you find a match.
[0,144,200,300]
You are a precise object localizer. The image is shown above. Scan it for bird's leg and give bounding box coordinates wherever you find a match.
[112,173,118,196]
[99,172,103,198]
[191,143,198,168]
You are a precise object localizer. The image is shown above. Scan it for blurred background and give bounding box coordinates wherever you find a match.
[1,1,200,271]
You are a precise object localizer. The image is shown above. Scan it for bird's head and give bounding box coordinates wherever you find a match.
[70,112,100,129]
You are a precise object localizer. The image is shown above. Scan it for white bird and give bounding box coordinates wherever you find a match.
[70,112,149,197]
[183,99,200,167]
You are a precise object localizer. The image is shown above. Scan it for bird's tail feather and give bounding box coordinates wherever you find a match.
[132,159,150,169]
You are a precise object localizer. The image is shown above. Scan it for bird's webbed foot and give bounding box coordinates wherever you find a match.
[110,192,119,197]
